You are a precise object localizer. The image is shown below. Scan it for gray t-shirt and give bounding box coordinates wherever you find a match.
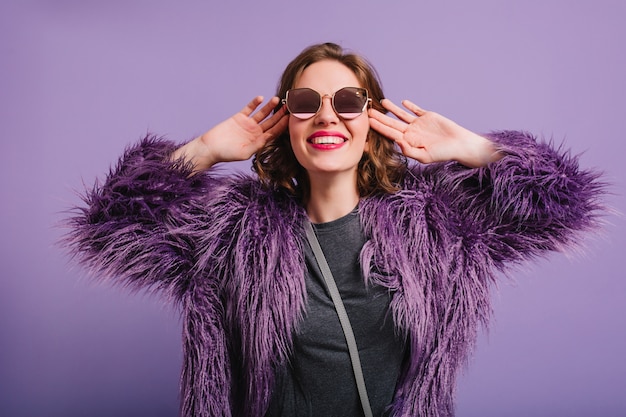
[266,207,405,416]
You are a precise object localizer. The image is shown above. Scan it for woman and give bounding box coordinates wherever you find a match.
[66,43,604,416]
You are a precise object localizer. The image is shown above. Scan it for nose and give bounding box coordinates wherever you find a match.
[314,95,338,124]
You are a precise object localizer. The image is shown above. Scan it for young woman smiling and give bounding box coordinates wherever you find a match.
[65,42,605,416]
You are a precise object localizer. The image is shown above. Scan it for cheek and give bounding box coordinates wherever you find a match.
[349,117,371,148]
[288,118,305,144]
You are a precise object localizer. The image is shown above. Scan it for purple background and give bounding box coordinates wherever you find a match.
[1,1,625,416]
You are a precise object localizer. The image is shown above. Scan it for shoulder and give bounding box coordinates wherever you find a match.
[206,173,302,222]
[195,173,307,284]
[198,174,306,261]
[360,164,470,243]
[362,162,456,213]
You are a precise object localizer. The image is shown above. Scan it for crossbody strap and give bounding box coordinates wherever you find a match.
[304,221,373,417]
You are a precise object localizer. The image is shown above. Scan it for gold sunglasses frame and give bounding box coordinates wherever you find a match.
[282,87,372,120]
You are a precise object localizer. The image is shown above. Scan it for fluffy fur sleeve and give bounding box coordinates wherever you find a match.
[411,130,606,268]
[63,134,218,300]
[63,134,237,414]
[362,130,606,416]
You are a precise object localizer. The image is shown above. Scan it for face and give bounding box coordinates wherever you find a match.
[288,60,370,180]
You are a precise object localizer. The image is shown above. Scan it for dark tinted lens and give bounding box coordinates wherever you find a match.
[287,88,320,119]
[333,87,367,118]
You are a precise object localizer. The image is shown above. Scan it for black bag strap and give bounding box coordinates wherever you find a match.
[304,221,373,417]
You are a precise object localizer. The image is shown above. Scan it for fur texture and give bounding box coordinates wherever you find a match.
[64,131,605,416]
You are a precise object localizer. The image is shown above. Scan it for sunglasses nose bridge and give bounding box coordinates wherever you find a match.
[317,93,338,118]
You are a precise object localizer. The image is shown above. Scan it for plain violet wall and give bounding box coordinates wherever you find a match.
[1,1,624,416]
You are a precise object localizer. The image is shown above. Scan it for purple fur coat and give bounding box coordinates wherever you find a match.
[65,130,604,416]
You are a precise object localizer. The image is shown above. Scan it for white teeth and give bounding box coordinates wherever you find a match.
[310,136,345,144]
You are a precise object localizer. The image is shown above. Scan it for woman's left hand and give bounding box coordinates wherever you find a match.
[368,99,501,167]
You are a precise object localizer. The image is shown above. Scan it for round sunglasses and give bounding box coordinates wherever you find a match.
[282,87,371,120]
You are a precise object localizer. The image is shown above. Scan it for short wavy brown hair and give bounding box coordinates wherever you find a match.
[252,42,406,201]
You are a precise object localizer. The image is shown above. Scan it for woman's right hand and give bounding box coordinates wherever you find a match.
[173,96,288,172]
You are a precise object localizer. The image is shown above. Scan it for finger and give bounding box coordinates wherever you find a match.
[395,139,432,163]
[369,115,403,142]
[262,113,289,141]
[251,96,281,123]
[401,100,427,116]
[381,99,417,124]
[241,96,264,117]
[368,108,408,133]
[259,104,287,131]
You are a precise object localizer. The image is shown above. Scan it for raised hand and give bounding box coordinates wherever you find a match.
[174,96,288,172]
[369,99,500,167]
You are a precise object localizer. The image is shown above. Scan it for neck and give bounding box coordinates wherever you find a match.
[306,171,360,224]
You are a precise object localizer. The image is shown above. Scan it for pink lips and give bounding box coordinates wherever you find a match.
[307,130,348,150]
